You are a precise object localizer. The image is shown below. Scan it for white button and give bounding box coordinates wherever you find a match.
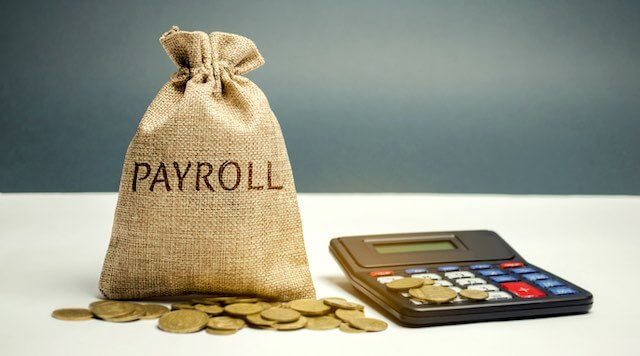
[410,298,423,305]
[449,286,462,293]
[434,280,453,287]
[445,271,474,279]
[455,277,486,286]
[450,296,464,303]
[487,291,513,300]
[468,284,499,292]
[411,273,441,280]
[400,292,410,297]
[377,276,403,284]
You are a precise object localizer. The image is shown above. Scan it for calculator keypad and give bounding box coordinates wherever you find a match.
[369,261,578,307]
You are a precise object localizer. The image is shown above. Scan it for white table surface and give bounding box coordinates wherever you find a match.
[1,193,638,356]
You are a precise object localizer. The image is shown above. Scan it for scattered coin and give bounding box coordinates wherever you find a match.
[288,299,331,316]
[348,317,388,332]
[194,304,224,315]
[158,310,209,333]
[224,303,263,316]
[386,277,425,291]
[207,316,245,330]
[409,285,457,303]
[246,313,277,326]
[339,322,366,333]
[206,328,237,335]
[305,316,341,330]
[139,304,170,320]
[171,301,195,310]
[459,289,489,301]
[322,298,364,310]
[90,301,136,320]
[260,307,301,323]
[273,316,308,331]
[335,308,365,323]
[51,308,93,321]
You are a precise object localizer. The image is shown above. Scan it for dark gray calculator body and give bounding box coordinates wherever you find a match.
[329,230,592,327]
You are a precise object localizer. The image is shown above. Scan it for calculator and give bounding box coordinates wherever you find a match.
[329,230,593,326]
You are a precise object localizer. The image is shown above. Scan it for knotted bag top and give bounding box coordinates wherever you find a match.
[159,26,265,93]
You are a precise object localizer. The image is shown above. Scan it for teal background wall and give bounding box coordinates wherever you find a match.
[1,0,639,193]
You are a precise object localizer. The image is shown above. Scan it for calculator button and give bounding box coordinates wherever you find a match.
[487,291,513,300]
[536,279,564,289]
[444,271,474,279]
[478,269,505,277]
[405,267,428,274]
[549,286,578,295]
[468,284,499,292]
[412,273,441,280]
[501,282,546,298]
[377,276,403,284]
[500,262,524,269]
[434,280,453,287]
[410,299,423,305]
[490,275,518,283]
[451,296,464,303]
[510,267,537,274]
[400,292,410,297]
[522,273,549,282]
[437,266,459,272]
[369,270,394,277]
[469,264,492,270]
[449,286,462,293]
[456,278,486,286]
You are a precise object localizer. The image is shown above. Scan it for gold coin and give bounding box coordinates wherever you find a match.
[90,301,136,319]
[206,328,237,335]
[158,310,210,333]
[246,313,277,326]
[305,316,341,330]
[273,316,308,331]
[335,308,365,323]
[233,298,260,303]
[421,278,435,286]
[194,304,224,315]
[171,301,195,310]
[260,307,300,323]
[288,299,331,316]
[207,316,246,330]
[409,285,457,303]
[255,302,273,311]
[339,322,366,333]
[322,298,364,310]
[191,298,221,305]
[224,303,263,316]
[459,289,489,301]
[348,317,388,332]
[386,277,425,291]
[139,304,169,320]
[51,308,93,321]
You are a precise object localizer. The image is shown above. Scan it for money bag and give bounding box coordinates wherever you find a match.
[99,26,316,300]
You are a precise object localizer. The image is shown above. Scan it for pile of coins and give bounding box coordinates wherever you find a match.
[51,296,387,334]
[387,277,489,302]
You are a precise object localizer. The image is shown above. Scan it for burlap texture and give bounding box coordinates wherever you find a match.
[99,26,315,300]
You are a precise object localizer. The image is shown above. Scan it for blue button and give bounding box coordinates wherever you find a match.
[405,267,428,274]
[437,266,459,272]
[522,273,549,281]
[490,275,518,283]
[536,279,564,288]
[510,267,536,274]
[469,264,492,270]
[478,269,505,277]
[549,286,577,295]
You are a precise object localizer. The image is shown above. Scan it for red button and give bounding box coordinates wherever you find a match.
[501,282,546,298]
[369,270,394,277]
[500,262,524,269]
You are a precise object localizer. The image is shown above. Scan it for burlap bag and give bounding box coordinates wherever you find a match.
[99,26,315,300]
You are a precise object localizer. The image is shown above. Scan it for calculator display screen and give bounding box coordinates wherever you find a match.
[374,240,456,254]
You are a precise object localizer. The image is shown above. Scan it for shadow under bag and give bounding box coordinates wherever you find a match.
[99,26,315,300]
